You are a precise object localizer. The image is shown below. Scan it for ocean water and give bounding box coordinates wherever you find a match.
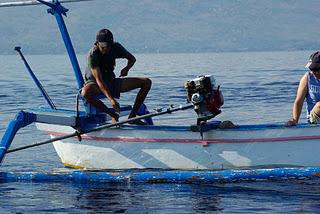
[1,51,320,213]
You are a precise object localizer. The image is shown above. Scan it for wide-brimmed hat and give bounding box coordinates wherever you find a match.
[305,51,320,71]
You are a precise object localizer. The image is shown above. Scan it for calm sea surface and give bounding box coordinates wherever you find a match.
[1,51,320,213]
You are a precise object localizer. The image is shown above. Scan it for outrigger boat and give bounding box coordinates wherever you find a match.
[1,0,320,182]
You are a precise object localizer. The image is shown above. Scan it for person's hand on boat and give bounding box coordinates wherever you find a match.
[119,67,129,77]
[286,119,297,126]
[111,114,119,124]
[107,108,119,123]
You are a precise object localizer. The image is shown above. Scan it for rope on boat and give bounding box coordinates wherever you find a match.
[6,104,193,154]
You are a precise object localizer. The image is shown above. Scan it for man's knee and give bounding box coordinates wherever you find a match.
[314,102,320,110]
[311,102,320,116]
[81,88,89,101]
[81,84,95,101]
[142,78,152,91]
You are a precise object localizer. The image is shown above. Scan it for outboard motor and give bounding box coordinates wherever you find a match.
[185,75,223,124]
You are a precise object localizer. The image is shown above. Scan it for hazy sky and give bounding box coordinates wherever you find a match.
[0,0,319,54]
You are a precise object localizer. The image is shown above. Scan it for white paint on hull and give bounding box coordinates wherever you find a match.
[219,151,252,167]
[38,122,320,170]
[142,149,207,169]
[52,138,144,169]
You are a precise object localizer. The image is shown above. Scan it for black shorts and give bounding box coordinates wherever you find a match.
[85,78,122,99]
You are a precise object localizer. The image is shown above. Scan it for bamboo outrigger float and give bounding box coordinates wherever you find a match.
[1,0,320,183]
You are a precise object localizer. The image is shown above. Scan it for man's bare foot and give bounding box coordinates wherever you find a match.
[112,117,118,124]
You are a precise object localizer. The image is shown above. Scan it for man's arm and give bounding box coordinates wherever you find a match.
[120,52,136,77]
[287,74,308,125]
[91,67,120,112]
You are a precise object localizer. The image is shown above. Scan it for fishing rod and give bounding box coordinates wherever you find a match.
[0,0,92,7]
[6,104,193,153]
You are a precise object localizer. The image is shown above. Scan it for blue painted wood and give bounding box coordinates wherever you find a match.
[15,47,56,109]
[1,167,320,183]
[0,111,36,165]
[30,105,132,116]
[44,1,84,90]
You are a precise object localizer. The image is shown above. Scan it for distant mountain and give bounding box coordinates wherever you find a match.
[0,0,319,54]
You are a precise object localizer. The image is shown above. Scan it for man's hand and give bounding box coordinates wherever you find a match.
[285,119,297,126]
[119,67,129,77]
[106,104,119,124]
[107,98,120,124]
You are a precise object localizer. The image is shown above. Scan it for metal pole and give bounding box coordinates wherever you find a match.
[14,46,56,109]
[38,0,85,89]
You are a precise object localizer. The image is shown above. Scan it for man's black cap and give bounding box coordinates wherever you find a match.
[306,51,320,71]
[96,29,114,43]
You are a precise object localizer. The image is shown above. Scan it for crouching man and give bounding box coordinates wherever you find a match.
[81,29,152,125]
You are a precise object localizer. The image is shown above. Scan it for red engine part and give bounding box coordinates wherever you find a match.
[205,88,224,113]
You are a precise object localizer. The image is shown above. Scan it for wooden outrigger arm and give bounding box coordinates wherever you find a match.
[0,111,77,165]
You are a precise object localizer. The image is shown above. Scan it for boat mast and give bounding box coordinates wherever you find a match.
[37,0,84,90]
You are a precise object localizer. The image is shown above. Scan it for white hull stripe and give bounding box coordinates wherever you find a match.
[142,149,207,169]
[219,151,252,167]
